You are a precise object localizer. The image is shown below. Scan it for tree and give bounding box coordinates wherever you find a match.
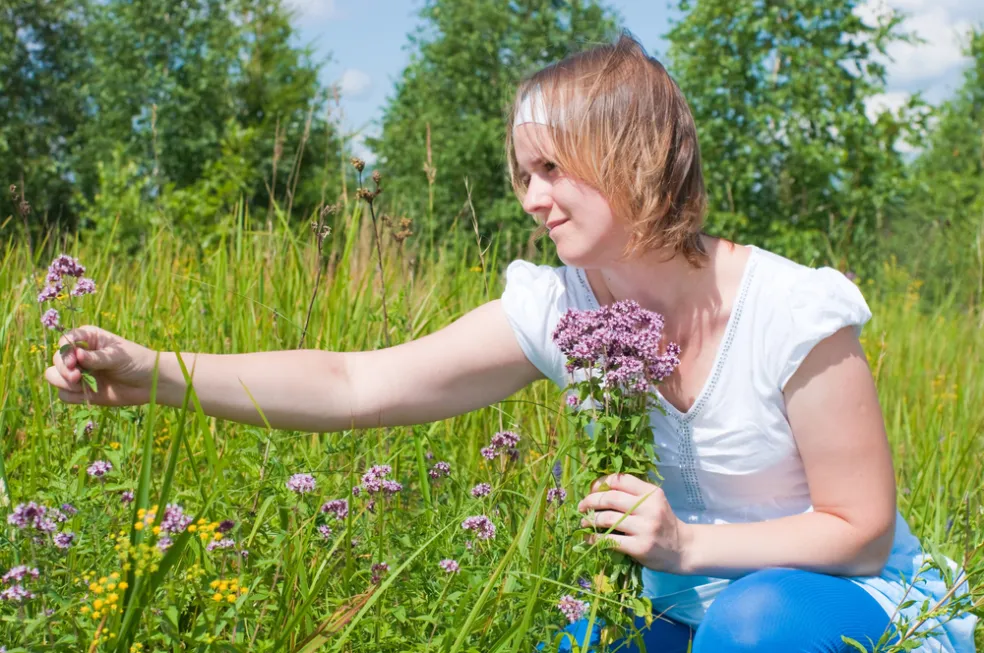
[895,28,984,307]
[370,0,618,250]
[666,0,914,272]
[0,0,91,231]
[1,0,340,245]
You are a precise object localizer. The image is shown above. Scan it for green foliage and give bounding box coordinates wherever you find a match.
[0,0,91,227]
[0,224,980,649]
[667,0,914,273]
[890,28,984,309]
[1,0,340,241]
[370,0,618,248]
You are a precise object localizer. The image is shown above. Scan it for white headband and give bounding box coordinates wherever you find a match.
[513,86,553,129]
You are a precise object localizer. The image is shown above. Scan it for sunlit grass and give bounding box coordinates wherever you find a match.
[0,205,980,651]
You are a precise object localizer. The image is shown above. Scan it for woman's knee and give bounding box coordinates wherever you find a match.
[694,568,801,650]
[692,567,892,652]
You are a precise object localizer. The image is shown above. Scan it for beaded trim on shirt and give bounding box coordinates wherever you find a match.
[574,254,760,512]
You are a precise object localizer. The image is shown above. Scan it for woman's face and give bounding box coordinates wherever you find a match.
[512,124,628,268]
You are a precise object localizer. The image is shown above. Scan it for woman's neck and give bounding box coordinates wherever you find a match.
[588,235,726,317]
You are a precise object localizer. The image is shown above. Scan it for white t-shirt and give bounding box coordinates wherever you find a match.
[499,245,976,652]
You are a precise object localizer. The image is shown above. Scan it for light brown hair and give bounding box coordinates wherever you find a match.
[506,32,708,266]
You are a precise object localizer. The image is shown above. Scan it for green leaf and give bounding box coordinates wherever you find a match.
[80,370,98,393]
[840,636,871,652]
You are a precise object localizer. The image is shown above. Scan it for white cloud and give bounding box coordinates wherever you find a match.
[864,91,910,122]
[854,1,977,92]
[339,69,373,100]
[284,0,337,20]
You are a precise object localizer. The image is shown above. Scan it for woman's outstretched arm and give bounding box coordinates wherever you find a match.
[47,300,544,433]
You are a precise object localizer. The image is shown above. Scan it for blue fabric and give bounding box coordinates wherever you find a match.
[540,568,901,652]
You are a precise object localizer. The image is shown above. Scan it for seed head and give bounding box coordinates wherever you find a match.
[350,157,365,172]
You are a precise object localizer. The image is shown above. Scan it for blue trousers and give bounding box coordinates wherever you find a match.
[543,568,899,652]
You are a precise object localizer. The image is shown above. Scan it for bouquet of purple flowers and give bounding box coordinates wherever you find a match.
[551,299,680,636]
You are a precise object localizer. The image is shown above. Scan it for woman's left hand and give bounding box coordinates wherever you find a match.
[577,473,693,574]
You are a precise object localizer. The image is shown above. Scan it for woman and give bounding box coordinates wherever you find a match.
[46,33,975,652]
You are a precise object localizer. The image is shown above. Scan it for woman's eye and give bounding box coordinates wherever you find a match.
[543,161,557,173]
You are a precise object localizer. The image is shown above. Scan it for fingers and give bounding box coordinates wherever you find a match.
[578,490,649,515]
[56,388,88,404]
[57,326,99,351]
[584,532,644,558]
[45,361,81,394]
[581,510,646,536]
[591,473,657,496]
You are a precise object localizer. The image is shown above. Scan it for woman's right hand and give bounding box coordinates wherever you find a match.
[44,326,159,406]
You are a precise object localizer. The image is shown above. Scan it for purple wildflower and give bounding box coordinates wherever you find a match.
[470,483,492,498]
[53,532,75,549]
[157,536,173,553]
[205,538,235,552]
[7,502,47,530]
[552,461,563,482]
[36,517,57,534]
[461,515,496,541]
[439,559,460,574]
[37,281,62,304]
[49,508,68,523]
[317,524,332,540]
[160,504,193,534]
[2,566,39,584]
[120,490,135,505]
[83,420,96,436]
[286,473,316,495]
[217,519,236,533]
[0,585,34,603]
[320,499,348,520]
[565,394,579,408]
[356,465,401,498]
[552,300,681,395]
[428,461,451,480]
[60,503,77,516]
[41,308,60,330]
[370,562,389,584]
[482,431,521,461]
[47,254,85,280]
[557,595,589,623]
[547,488,567,504]
[87,460,112,478]
[71,278,96,297]
[578,577,592,591]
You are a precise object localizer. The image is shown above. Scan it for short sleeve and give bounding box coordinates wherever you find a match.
[773,267,872,390]
[499,259,570,388]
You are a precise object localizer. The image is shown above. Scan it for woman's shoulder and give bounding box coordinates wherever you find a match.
[499,259,584,388]
[501,259,591,309]
[746,245,868,312]
[743,245,872,390]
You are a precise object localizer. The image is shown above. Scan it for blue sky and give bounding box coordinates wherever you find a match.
[287,0,984,161]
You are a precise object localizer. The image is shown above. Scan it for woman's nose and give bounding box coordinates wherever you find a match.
[522,175,551,215]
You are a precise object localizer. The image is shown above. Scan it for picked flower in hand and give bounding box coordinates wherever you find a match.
[551,299,680,630]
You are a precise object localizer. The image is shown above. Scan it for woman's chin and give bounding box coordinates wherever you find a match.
[554,239,589,268]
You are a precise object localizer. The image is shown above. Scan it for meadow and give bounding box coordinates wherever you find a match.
[0,196,982,652]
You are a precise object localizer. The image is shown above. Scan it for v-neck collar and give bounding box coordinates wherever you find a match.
[573,246,759,422]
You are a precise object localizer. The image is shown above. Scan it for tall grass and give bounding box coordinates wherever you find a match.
[0,202,981,651]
